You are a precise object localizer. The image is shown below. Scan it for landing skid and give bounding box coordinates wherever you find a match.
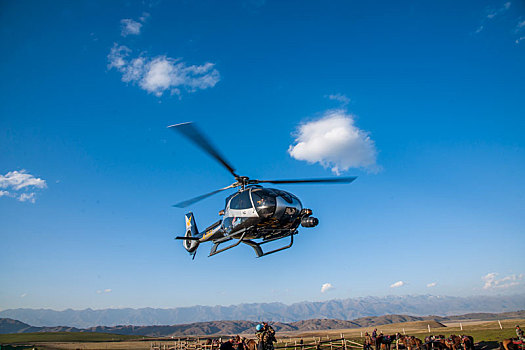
[209,232,295,258]
[209,232,247,257]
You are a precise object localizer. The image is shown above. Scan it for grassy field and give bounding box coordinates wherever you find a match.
[0,332,143,344]
[273,318,525,350]
[277,318,525,343]
[1,318,523,350]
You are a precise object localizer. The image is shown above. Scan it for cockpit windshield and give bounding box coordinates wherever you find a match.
[272,189,300,204]
[229,190,253,209]
[251,188,276,218]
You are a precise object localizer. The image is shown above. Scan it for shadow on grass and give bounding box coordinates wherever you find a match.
[477,341,501,350]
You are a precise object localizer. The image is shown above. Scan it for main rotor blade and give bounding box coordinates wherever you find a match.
[168,122,239,179]
[254,176,357,184]
[173,184,237,208]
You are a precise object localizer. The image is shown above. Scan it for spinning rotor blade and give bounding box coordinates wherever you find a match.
[253,176,357,184]
[168,122,239,179]
[173,184,237,208]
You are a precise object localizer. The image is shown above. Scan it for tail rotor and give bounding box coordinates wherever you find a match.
[179,212,200,259]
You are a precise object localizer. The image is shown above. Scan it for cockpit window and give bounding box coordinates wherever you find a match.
[251,188,276,218]
[273,190,297,203]
[229,190,252,209]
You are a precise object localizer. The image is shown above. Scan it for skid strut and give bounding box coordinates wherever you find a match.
[209,232,295,258]
[242,233,294,258]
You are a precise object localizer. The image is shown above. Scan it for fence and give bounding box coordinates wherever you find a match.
[276,334,364,350]
[151,335,364,350]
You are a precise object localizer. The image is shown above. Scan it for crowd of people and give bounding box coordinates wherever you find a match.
[218,322,276,350]
[216,323,524,350]
[359,325,525,350]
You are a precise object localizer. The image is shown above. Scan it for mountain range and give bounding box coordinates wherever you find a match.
[2,311,525,336]
[1,294,524,329]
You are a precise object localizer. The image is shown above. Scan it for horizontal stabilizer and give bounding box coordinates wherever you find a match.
[175,236,200,241]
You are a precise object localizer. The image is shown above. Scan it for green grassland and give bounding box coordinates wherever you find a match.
[275,319,525,349]
[1,319,523,350]
[407,328,517,343]
[0,332,143,344]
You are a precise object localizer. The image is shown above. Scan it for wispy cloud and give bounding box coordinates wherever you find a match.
[108,44,220,97]
[482,272,523,289]
[326,93,350,106]
[120,13,149,37]
[390,281,405,288]
[487,2,511,19]
[427,282,437,288]
[96,288,112,294]
[18,193,36,202]
[321,283,334,293]
[288,109,379,174]
[0,170,47,203]
[515,20,525,44]
[475,2,511,34]
[121,19,142,36]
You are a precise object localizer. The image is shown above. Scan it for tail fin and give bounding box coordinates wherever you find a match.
[183,212,200,257]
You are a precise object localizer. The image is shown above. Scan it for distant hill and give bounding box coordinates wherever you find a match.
[1,311,524,337]
[1,295,524,328]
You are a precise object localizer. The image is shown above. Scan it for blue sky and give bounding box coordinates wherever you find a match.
[1,0,524,311]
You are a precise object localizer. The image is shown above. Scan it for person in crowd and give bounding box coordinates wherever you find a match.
[516,325,524,342]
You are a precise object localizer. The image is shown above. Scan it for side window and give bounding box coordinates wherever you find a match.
[229,194,240,209]
[230,191,252,209]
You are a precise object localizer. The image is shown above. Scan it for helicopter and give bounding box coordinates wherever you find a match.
[169,122,357,258]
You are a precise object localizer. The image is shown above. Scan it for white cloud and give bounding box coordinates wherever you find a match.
[327,93,350,106]
[96,289,112,294]
[121,19,142,36]
[288,109,378,174]
[0,170,46,203]
[427,282,437,288]
[482,272,523,289]
[390,281,405,288]
[487,2,511,19]
[321,283,334,293]
[18,193,36,203]
[515,21,525,43]
[20,293,27,298]
[120,12,150,37]
[108,44,220,97]
[474,2,511,34]
[139,12,150,23]
[0,170,46,190]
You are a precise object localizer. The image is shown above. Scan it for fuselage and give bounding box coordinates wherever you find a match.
[222,186,303,239]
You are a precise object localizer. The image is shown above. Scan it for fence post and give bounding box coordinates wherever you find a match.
[295,340,297,350]
[498,320,503,330]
